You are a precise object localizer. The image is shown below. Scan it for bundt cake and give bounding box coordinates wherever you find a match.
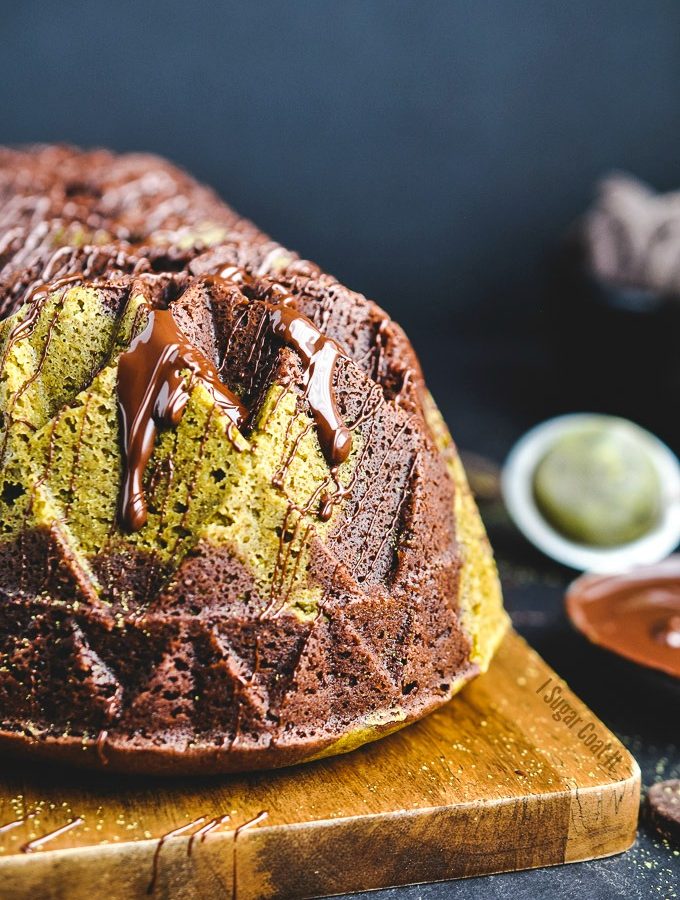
[0,145,507,774]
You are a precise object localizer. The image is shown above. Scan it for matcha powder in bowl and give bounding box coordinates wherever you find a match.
[502,414,680,572]
[533,423,661,547]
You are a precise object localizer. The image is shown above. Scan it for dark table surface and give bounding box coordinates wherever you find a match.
[345,327,680,900]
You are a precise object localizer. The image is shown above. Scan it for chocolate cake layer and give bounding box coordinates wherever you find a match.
[0,146,507,774]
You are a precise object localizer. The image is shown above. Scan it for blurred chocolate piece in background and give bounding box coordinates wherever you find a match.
[646,779,680,845]
[548,173,680,452]
[587,174,680,301]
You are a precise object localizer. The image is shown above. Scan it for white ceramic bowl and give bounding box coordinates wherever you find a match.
[501,414,680,573]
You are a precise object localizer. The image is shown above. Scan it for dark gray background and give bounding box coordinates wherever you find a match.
[5,0,680,455]
[0,0,680,316]
[2,3,679,896]
[2,2,679,323]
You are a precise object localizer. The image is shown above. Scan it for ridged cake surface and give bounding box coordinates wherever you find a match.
[0,146,507,774]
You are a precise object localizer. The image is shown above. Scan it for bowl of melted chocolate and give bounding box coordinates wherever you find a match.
[566,557,680,684]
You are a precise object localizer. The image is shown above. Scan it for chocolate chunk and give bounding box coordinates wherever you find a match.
[647,779,680,844]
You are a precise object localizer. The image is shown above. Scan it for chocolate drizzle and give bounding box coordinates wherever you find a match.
[117,306,247,531]
[212,267,352,465]
[95,729,110,766]
[7,275,87,344]
[265,298,352,466]
[147,816,206,894]
[116,270,352,532]
[187,814,230,856]
[20,817,84,853]
[232,811,268,900]
[0,814,34,835]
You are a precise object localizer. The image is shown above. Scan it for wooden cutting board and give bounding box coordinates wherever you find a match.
[0,630,639,899]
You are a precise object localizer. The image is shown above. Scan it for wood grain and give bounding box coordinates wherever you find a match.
[0,630,640,899]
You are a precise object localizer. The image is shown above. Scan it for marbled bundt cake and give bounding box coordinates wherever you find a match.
[0,146,507,774]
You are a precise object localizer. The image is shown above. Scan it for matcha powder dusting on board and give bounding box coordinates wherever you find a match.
[533,423,661,546]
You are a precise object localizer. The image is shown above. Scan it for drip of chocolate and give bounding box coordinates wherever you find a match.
[20,817,84,853]
[117,307,247,531]
[212,268,352,466]
[266,300,351,466]
[232,811,269,900]
[147,816,207,894]
[566,559,680,679]
[187,814,231,856]
[96,729,110,766]
[0,814,35,835]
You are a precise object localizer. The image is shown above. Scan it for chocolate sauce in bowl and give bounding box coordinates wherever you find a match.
[566,557,680,679]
